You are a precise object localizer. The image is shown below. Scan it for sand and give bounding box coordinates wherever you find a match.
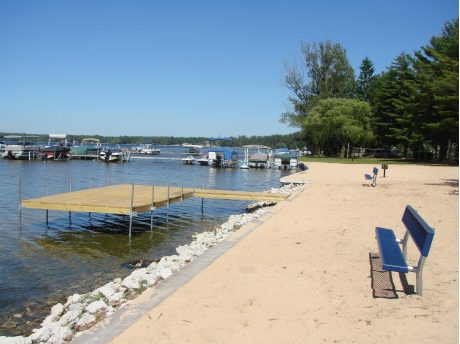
[91,162,458,343]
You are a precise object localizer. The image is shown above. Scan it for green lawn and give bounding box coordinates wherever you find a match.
[297,156,453,166]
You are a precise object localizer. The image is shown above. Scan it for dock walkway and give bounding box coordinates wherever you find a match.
[21,184,288,216]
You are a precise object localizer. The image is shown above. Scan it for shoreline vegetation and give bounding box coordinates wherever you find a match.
[0,185,301,344]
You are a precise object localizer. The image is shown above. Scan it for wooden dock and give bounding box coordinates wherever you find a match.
[20,184,288,216]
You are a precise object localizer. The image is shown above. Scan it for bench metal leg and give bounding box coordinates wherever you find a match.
[416,256,426,296]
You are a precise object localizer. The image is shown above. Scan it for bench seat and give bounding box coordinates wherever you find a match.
[375,227,408,273]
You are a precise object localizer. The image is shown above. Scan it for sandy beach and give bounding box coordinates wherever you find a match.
[76,162,459,343]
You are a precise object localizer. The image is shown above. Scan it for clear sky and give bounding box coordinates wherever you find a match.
[1,1,458,138]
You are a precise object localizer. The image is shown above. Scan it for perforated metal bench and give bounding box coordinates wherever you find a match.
[364,167,379,187]
[375,205,435,296]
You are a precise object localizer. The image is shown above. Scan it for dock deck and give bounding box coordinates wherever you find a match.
[21,184,289,215]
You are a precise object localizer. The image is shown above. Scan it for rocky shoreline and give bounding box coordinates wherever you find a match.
[0,184,301,344]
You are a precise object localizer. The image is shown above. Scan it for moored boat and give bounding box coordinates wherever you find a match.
[70,138,101,159]
[38,134,71,160]
[100,147,126,162]
[1,135,40,160]
[181,154,195,164]
[207,138,238,168]
[197,154,209,165]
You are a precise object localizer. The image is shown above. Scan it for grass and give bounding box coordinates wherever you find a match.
[297,156,455,166]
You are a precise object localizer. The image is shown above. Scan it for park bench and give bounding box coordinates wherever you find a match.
[364,167,379,187]
[375,205,435,296]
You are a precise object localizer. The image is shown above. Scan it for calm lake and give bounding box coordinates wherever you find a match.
[0,145,297,336]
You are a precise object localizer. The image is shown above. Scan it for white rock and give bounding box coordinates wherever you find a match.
[48,326,73,342]
[158,268,173,280]
[108,291,125,303]
[28,323,59,342]
[75,313,96,328]
[64,294,81,307]
[0,336,32,344]
[131,268,147,276]
[122,274,142,289]
[178,254,193,263]
[50,303,64,316]
[113,277,122,284]
[146,261,158,272]
[58,309,82,326]
[85,300,108,314]
[40,313,60,326]
[67,303,84,312]
[175,245,186,255]
[140,273,158,286]
[99,282,116,298]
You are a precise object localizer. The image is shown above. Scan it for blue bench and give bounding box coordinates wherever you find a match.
[375,205,435,296]
[364,167,379,187]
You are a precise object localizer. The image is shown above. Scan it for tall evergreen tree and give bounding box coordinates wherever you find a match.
[356,56,376,102]
[414,18,459,160]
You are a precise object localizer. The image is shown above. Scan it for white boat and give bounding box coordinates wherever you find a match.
[140,144,160,155]
[197,154,209,165]
[182,155,195,164]
[100,147,126,162]
[1,135,40,160]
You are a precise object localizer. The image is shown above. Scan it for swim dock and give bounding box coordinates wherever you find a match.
[20,183,289,236]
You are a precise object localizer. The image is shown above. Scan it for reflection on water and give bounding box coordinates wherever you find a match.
[0,146,296,336]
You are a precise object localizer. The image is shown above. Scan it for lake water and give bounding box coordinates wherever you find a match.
[0,145,297,336]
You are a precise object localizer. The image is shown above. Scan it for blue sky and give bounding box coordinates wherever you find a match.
[1,1,458,138]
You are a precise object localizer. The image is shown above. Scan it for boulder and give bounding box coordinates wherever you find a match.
[99,282,116,299]
[122,274,142,290]
[28,323,59,342]
[131,268,147,276]
[85,300,108,314]
[0,336,32,344]
[58,309,82,326]
[158,268,173,280]
[75,313,97,329]
[50,303,64,316]
[64,294,81,307]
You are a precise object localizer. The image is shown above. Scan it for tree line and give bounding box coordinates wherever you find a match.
[0,132,305,150]
[280,18,458,161]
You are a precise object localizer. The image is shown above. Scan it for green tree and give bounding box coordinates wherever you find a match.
[414,18,459,160]
[302,98,374,157]
[356,56,376,102]
[280,40,355,128]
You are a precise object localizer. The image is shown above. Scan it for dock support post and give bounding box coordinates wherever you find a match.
[167,178,170,221]
[202,172,205,211]
[46,177,49,225]
[192,174,196,211]
[69,173,72,220]
[180,177,183,217]
[19,177,22,230]
[129,180,134,241]
[150,181,155,232]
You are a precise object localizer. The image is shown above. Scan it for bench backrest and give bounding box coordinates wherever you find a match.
[372,167,379,176]
[402,205,435,257]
